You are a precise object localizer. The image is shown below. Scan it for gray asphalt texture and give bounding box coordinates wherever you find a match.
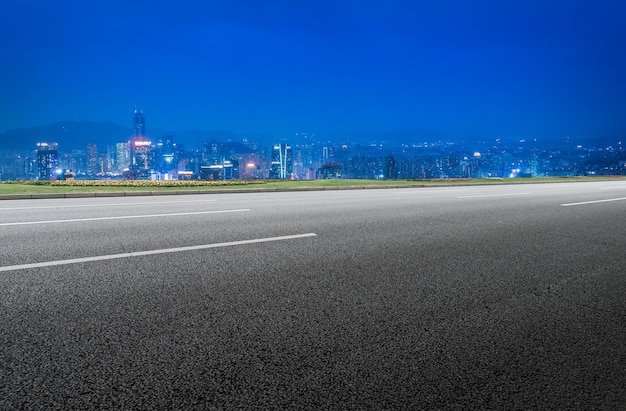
[1,181,625,409]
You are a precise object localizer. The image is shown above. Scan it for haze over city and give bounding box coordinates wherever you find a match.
[2,0,625,142]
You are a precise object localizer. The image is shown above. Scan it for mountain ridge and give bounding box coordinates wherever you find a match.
[0,121,245,152]
[0,122,618,153]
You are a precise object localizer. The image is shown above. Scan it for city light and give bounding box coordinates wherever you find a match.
[4,109,625,181]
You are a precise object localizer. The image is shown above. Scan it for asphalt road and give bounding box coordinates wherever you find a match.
[1,181,625,409]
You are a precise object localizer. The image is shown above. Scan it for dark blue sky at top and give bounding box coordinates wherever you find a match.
[1,0,625,142]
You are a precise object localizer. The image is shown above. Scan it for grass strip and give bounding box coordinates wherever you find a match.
[1,176,625,195]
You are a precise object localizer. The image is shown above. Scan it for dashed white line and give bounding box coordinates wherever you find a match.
[0,199,218,211]
[0,209,249,226]
[560,197,626,207]
[458,192,531,199]
[0,233,317,273]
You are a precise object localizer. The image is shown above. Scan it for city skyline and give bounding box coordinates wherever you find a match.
[2,1,625,141]
[3,110,623,182]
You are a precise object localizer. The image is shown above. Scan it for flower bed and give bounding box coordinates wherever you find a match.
[4,180,268,188]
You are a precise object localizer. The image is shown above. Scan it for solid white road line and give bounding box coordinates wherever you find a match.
[458,193,531,199]
[560,197,626,207]
[0,199,218,211]
[0,233,318,273]
[0,209,250,226]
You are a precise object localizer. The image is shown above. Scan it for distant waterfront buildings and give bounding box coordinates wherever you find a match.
[36,142,58,180]
[270,143,293,179]
[133,109,146,137]
[153,136,183,173]
[0,111,623,181]
[87,142,98,175]
[67,149,87,175]
[128,108,152,176]
[115,142,130,173]
[318,162,342,179]
[130,138,151,173]
[2,137,620,181]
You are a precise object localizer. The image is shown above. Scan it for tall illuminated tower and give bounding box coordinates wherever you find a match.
[129,109,151,173]
[86,142,98,175]
[270,143,293,179]
[133,108,146,136]
[116,142,130,172]
[36,142,59,180]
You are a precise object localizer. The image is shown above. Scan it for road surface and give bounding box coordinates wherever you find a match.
[1,181,625,409]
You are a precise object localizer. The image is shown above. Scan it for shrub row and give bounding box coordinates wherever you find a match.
[3,180,268,187]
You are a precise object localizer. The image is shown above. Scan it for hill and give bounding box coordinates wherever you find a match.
[0,122,139,151]
[0,122,248,152]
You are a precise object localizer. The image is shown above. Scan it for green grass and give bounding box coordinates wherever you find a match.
[1,176,625,196]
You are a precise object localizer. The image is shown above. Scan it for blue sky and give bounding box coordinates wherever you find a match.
[1,0,625,141]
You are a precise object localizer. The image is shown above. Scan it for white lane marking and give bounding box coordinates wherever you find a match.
[458,193,531,199]
[0,209,249,226]
[0,199,218,211]
[0,233,317,273]
[560,197,626,207]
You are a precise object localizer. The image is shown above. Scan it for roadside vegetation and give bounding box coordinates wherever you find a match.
[1,176,625,195]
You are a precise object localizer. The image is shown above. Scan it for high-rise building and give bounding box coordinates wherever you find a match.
[155,136,178,172]
[116,142,130,172]
[105,145,116,173]
[36,142,59,180]
[70,149,88,175]
[270,143,293,179]
[133,108,145,136]
[86,142,98,175]
[129,109,151,174]
[131,138,152,171]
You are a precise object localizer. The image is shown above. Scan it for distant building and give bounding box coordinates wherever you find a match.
[383,155,398,179]
[36,142,59,180]
[69,149,88,175]
[133,108,145,136]
[25,157,37,179]
[105,145,116,173]
[199,159,238,180]
[318,162,342,179]
[86,142,98,175]
[270,143,293,179]
[116,142,130,173]
[154,135,181,172]
[240,154,263,179]
[130,138,151,171]
[128,109,151,175]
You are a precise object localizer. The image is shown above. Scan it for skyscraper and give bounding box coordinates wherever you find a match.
[116,142,130,172]
[133,108,145,136]
[86,142,98,176]
[36,142,58,180]
[270,143,293,179]
[131,139,151,171]
[129,109,151,175]
[155,136,178,172]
